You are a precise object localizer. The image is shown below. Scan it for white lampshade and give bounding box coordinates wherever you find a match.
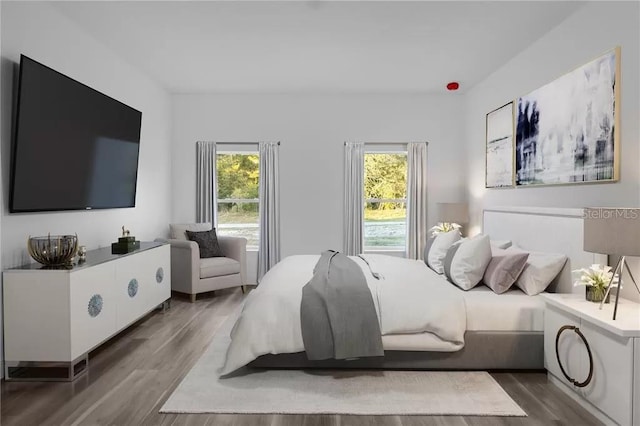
[583,208,640,256]
[438,203,469,224]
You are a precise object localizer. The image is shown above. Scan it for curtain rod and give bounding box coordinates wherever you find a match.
[344,141,428,145]
[198,141,281,145]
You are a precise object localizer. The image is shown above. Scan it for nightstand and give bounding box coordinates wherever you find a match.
[541,293,640,425]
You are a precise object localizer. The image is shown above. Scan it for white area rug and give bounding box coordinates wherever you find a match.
[161,316,526,416]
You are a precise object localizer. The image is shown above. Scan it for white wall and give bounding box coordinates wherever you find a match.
[0,1,173,373]
[172,93,466,282]
[465,1,640,300]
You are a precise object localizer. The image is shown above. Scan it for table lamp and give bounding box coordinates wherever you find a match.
[583,207,640,320]
[435,203,469,236]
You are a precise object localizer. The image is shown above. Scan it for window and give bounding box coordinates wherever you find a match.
[364,152,407,251]
[216,153,259,248]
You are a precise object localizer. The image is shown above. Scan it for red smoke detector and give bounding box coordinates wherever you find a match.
[446,82,460,91]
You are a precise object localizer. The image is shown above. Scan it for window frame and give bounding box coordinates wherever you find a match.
[363,149,408,253]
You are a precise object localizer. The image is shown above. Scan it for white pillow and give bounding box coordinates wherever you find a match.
[443,234,492,290]
[509,247,567,295]
[426,231,461,274]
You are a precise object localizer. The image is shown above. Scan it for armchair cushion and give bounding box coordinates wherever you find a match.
[186,229,224,258]
[200,257,241,279]
[170,223,212,240]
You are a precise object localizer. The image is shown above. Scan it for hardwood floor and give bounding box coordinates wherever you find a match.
[1,288,602,426]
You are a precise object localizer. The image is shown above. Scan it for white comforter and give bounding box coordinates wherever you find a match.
[221,254,467,374]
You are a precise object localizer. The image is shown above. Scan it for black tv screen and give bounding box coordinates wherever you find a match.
[10,55,142,213]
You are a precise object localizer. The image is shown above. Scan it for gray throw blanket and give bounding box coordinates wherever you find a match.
[300,250,384,360]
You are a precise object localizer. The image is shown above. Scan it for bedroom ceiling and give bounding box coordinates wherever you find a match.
[52,1,584,94]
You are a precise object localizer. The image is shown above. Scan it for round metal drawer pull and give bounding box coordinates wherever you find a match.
[128,278,139,298]
[88,294,103,318]
[555,325,594,388]
[156,267,164,283]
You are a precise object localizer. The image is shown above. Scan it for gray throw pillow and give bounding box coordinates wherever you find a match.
[483,249,530,294]
[186,229,224,258]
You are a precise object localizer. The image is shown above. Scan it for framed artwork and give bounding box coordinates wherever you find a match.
[486,102,514,188]
[515,47,620,186]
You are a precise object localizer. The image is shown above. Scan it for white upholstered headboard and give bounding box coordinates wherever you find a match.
[483,206,607,294]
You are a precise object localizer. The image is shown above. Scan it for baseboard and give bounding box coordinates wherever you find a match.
[547,374,616,426]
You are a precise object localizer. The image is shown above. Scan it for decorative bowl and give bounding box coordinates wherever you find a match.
[27,234,78,266]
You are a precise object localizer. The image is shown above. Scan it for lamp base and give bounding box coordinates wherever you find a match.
[600,256,640,320]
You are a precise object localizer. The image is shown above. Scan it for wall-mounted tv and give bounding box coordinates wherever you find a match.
[10,55,142,213]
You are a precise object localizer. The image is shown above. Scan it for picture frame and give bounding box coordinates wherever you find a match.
[485,102,515,188]
[514,47,620,187]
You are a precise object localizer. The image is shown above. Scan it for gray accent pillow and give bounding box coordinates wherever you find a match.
[426,231,462,274]
[186,229,224,258]
[443,234,492,290]
[483,249,530,294]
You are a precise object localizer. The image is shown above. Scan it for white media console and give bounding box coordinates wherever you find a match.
[3,242,171,381]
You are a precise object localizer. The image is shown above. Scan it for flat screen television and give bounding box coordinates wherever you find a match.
[10,55,142,213]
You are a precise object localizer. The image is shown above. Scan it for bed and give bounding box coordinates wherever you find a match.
[222,207,606,374]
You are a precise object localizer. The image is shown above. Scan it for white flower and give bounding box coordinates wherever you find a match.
[572,264,618,289]
[429,222,461,238]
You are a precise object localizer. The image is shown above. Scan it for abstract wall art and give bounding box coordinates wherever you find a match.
[515,47,620,186]
[486,102,514,188]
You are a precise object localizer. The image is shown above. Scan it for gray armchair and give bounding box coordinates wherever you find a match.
[158,223,247,302]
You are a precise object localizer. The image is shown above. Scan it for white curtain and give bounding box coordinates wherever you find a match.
[344,142,365,255]
[406,142,428,260]
[196,141,217,226]
[257,142,281,281]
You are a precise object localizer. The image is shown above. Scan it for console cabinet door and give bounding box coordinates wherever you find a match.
[69,262,117,359]
[579,323,634,426]
[148,245,171,308]
[115,254,150,330]
[544,306,587,388]
[112,246,170,331]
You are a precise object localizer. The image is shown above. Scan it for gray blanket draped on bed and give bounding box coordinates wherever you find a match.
[300,250,384,360]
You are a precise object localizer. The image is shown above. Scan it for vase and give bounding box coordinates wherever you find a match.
[585,286,610,303]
